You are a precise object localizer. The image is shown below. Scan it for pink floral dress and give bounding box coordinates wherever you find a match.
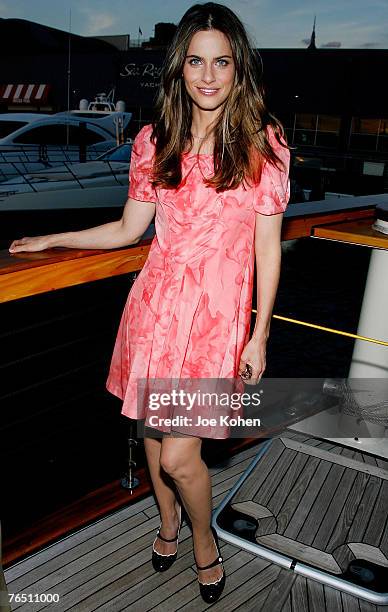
[105,123,290,438]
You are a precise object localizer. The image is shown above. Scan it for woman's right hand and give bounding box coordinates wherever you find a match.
[8,235,52,253]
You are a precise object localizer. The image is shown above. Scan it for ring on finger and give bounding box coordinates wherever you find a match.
[240,363,253,380]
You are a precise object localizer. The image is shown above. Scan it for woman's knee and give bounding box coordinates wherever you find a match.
[159,452,181,477]
[159,438,201,478]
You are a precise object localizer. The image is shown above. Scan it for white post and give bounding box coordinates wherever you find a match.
[345,247,388,447]
[289,246,388,455]
[348,248,388,378]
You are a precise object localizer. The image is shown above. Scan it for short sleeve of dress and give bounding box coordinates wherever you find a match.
[128,124,156,202]
[253,125,290,215]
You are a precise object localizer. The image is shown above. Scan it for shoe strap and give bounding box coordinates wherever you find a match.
[156,529,178,543]
[156,504,182,543]
[196,554,223,571]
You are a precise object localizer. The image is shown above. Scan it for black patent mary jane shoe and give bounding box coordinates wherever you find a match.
[195,526,226,604]
[152,504,182,572]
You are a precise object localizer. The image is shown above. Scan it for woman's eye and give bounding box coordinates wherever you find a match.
[187,58,229,66]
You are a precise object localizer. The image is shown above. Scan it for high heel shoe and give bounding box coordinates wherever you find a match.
[152,503,182,572]
[194,525,226,604]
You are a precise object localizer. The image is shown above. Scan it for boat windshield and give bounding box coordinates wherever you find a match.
[0,120,29,138]
[97,143,132,162]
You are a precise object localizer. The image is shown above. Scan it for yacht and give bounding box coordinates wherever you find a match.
[0,143,131,211]
[0,94,132,179]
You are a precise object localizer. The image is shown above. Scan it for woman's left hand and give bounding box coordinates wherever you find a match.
[238,336,267,385]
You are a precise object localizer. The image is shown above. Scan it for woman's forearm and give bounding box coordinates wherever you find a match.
[251,243,282,342]
[45,219,139,250]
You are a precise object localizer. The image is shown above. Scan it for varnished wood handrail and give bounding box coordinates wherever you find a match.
[0,238,153,303]
[0,194,383,304]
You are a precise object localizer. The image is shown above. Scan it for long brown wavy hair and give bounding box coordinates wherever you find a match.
[149,2,290,193]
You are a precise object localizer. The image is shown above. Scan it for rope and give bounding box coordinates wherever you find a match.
[251,310,388,347]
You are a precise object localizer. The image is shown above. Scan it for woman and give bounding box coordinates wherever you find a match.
[9,2,290,604]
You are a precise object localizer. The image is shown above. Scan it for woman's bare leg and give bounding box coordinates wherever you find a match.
[160,436,223,584]
[143,436,180,555]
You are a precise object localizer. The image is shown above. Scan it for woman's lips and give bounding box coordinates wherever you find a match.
[197,87,219,96]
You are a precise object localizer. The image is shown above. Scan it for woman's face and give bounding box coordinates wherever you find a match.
[182,29,235,113]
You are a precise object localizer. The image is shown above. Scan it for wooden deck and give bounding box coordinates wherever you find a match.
[227,437,388,574]
[5,431,388,612]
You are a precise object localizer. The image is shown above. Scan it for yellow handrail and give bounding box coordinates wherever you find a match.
[251,310,388,347]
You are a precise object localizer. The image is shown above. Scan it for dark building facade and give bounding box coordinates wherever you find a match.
[1,18,388,195]
[1,18,387,115]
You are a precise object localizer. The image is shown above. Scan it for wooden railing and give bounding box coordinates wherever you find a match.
[0,239,153,303]
[0,195,380,303]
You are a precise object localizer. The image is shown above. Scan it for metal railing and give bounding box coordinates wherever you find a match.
[0,143,120,182]
[0,159,129,193]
